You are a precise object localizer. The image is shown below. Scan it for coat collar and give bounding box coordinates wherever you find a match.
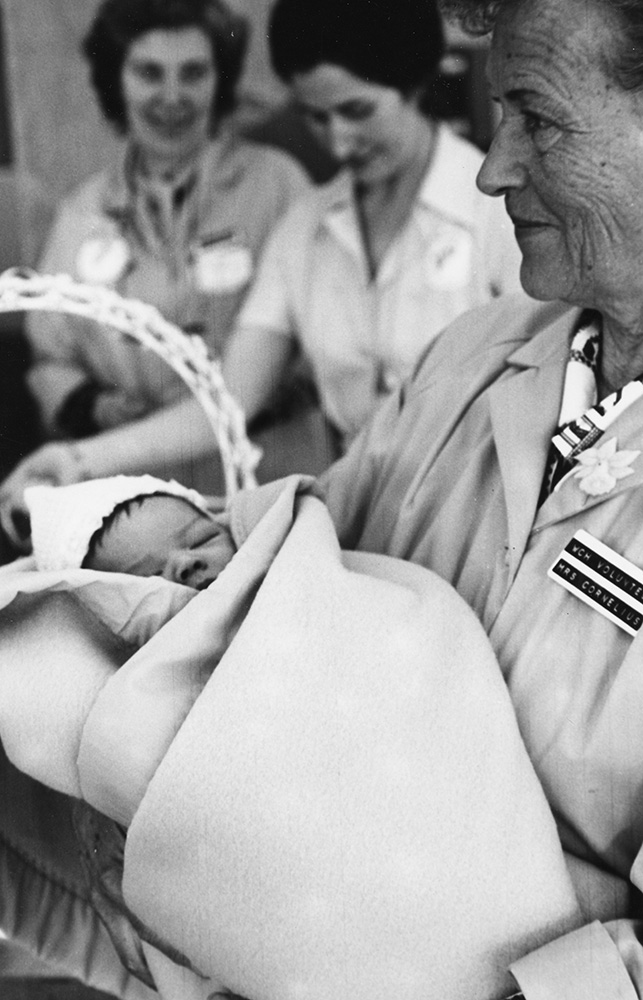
[489,304,577,578]
[320,124,476,222]
[100,130,243,229]
[491,302,643,574]
[319,122,477,237]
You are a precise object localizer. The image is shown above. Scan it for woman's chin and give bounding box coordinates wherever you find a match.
[133,127,208,172]
[519,260,570,303]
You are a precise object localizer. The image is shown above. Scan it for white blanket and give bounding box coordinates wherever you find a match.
[0,478,581,1000]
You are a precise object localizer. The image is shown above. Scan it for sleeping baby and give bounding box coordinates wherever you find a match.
[26,474,237,587]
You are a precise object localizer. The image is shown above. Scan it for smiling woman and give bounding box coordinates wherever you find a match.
[121,28,218,177]
[1,0,310,509]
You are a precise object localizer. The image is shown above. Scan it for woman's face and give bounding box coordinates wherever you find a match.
[289,64,428,185]
[121,27,217,173]
[477,0,643,315]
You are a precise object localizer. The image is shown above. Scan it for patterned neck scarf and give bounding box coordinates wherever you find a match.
[538,312,600,505]
[539,311,643,506]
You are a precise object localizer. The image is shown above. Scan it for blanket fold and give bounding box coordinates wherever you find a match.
[0,480,582,1000]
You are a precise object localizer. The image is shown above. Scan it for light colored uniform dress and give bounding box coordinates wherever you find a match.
[320,292,643,1000]
[237,123,523,445]
[25,133,310,488]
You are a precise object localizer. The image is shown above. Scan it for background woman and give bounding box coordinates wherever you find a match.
[0,0,521,546]
[224,0,523,448]
[22,0,309,493]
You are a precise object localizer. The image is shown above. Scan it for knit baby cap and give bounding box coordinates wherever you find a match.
[26,475,212,572]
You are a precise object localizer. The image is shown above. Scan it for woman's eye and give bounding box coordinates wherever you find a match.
[302,107,328,127]
[339,101,375,122]
[523,110,561,150]
[131,62,163,84]
[181,62,211,85]
[524,111,546,133]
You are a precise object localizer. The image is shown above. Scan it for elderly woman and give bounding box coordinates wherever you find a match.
[14,0,309,500]
[3,0,643,996]
[0,0,520,548]
[126,0,643,994]
[306,0,643,995]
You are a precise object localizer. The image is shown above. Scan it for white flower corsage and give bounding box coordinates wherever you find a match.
[76,233,131,286]
[573,437,640,497]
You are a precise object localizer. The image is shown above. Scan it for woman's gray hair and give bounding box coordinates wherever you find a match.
[439,0,643,91]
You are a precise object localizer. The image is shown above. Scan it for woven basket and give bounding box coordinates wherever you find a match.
[0,268,260,496]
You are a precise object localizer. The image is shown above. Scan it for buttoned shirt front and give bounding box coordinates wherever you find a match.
[237,124,523,442]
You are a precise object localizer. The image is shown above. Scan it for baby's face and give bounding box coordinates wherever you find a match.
[85,494,235,590]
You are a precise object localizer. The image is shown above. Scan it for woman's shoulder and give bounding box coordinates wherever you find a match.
[53,164,121,219]
[263,170,347,233]
[221,136,311,190]
[410,294,574,391]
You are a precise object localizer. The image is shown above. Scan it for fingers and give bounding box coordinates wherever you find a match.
[0,442,91,549]
[0,481,32,550]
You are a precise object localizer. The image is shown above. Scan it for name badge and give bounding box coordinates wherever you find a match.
[192,238,252,294]
[548,529,643,635]
[425,230,472,290]
[76,234,131,286]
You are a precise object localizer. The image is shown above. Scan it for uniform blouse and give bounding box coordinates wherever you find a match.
[236,124,523,442]
[25,133,310,435]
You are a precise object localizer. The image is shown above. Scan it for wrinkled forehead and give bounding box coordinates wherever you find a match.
[489,0,614,93]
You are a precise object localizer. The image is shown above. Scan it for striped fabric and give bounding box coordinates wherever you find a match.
[539,312,643,505]
[539,312,601,504]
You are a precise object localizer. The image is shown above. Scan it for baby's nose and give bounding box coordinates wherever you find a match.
[166,551,212,589]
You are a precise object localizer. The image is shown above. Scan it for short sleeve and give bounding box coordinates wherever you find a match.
[235,210,301,340]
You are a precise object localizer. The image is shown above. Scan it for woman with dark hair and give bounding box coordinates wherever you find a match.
[220,0,523,449]
[19,0,309,492]
[0,0,520,540]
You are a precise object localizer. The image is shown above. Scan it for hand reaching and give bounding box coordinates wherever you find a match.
[0,443,89,549]
[93,390,149,430]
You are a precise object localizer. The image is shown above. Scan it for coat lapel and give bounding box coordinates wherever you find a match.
[489,308,577,578]
[534,392,643,531]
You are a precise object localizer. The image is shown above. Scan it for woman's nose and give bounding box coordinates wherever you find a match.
[326,115,357,162]
[476,119,526,197]
[158,70,183,106]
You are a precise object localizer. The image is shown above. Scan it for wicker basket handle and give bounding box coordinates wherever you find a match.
[0,269,260,496]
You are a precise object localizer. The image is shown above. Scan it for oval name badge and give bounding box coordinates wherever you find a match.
[193,241,253,294]
[425,230,473,290]
[76,234,131,286]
